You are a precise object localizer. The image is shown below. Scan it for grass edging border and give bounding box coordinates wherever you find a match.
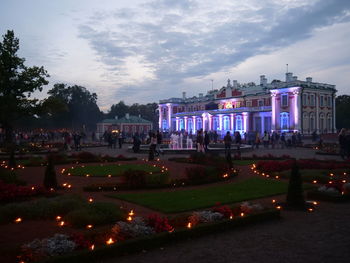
[41,209,280,263]
[307,190,350,202]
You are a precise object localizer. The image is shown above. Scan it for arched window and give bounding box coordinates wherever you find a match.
[280,112,289,130]
[309,112,315,131]
[197,118,202,130]
[180,119,184,130]
[302,112,309,132]
[319,113,324,133]
[236,115,242,131]
[213,117,219,130]
[223,116,230,131]
[162,119,167,130]
[327,114,332,133]
[187,118,193,132]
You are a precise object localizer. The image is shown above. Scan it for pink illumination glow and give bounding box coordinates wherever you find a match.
[230,113,234,131]
[184,117,188,131]
[192,116,196,133]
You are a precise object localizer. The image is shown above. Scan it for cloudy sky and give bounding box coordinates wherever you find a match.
[1,0,349,111]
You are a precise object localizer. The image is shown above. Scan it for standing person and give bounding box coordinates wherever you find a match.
[224,131,232,157]
[148,132,157,161]
[132,132,141,153]
[204,131,210,152]
[255,132,261,149]
[156,130,163,155]
[280,132,286,149]
[262,131,269,148]
[235,131,242,151]
[186,132,193,149]
[118,131,123,149]
[196,130,204,153]
[73,132,82,151]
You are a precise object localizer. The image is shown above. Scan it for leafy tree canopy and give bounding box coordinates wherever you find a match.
[336,95,350,129]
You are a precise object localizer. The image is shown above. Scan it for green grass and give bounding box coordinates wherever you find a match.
[66,164,162,177]
[107,177,289,213]
[0,194,125,226]
[279,169,347,183]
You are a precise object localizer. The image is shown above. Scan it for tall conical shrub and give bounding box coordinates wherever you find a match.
[44,154,58,189]
[286,160,305,209]
[8,150,16,169]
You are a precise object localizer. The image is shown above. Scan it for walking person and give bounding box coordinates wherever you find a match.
[196,130,204,153]
[262,131,269,149]
[204,131,210,152]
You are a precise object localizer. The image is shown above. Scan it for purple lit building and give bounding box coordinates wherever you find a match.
[159,73,337,136]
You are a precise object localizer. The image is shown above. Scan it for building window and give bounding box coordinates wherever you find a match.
[236,102,241,108]
[187,119,193,131]
[320,96,324,107]
[327,114,332,132]
[197,118,202,130]
[246,101,252,107]
[327,96,332,107]
[236,115,242,131]
[162,120,167,130]
[213,117,219,130]
[310,94,315,106]
[180,119,184,130]
[132,126,136,133]
[140,125,144,132]
[280,112,289,130]
[303,94,308,106]
[258,100,264,107]
[281,94,288,107]
[310,113,315,131]
[223,116,230,131]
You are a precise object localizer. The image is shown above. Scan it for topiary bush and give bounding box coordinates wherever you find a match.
[43,155,58,190]
[286,160,306,209]
[121,169,147,189]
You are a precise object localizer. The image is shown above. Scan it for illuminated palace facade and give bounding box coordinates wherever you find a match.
[159,73,337,135]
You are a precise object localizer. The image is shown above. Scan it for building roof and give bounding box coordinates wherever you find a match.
[99,115,152,124]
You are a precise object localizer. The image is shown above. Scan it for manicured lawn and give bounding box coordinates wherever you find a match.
[107,177,289,213]
[279,169,347,183]
[66,164,162,177]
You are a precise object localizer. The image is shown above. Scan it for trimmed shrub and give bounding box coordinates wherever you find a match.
[66,202,125,228]
[286,160,306,209]
[121,169,147,189]
[71,152,99,162]
[44,155,58,190]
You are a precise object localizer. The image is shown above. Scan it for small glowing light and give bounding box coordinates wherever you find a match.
[90,244,95,250]
[50,188,54,191]
[272,199,276,203]
[229,215,233,220]
[308,208,314,212]
[86,224,93,229]
[328,181,333,184]
[14,217,22,223]
[341,191,345,195]
[275,176,279,179]
[31,186,35,190]
[313,201,318,205]
[342,180,346,183]
[187,222,192,229]
[149,172,153,175]
[62,183,67,187]
[106,237,114,245]
[312,180,317,184]
[266,174,270,178]
[128,210,135,216]
[88,198,93,203]
[276,206,282,210]
[67,173,71,176]
[222,173,228,178]
[67,184,72,188]
[86,174,90,177]
[329,173,334,177]
[59,221,65,226]
[56,216,62,221]
[240,212,244,217]
[127,216,132,221]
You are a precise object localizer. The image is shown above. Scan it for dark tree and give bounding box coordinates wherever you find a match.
[0,30,49,144]
[286,160,305,209]
[336,95,350,129]
[46,84,103,129]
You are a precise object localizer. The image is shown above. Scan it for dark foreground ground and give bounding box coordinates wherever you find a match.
[102,202,350,263]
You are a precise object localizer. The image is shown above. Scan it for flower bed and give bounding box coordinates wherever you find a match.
[307,181,350,202]
[25,203,279,263]
[0,180,49,203]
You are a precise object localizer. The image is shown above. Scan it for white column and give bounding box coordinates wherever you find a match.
[208,114,212,131]
[192,116,196,133]
[159,105,162,130]
[184,117,188,132]
[176,117,179,131]
[202,114,206,132]
[242,112,248,133]
[271,93,276,131]
[230,113,234,132]
[167,104,172,131]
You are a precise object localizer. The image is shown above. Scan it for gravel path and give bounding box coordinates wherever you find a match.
[101,202,350,263]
